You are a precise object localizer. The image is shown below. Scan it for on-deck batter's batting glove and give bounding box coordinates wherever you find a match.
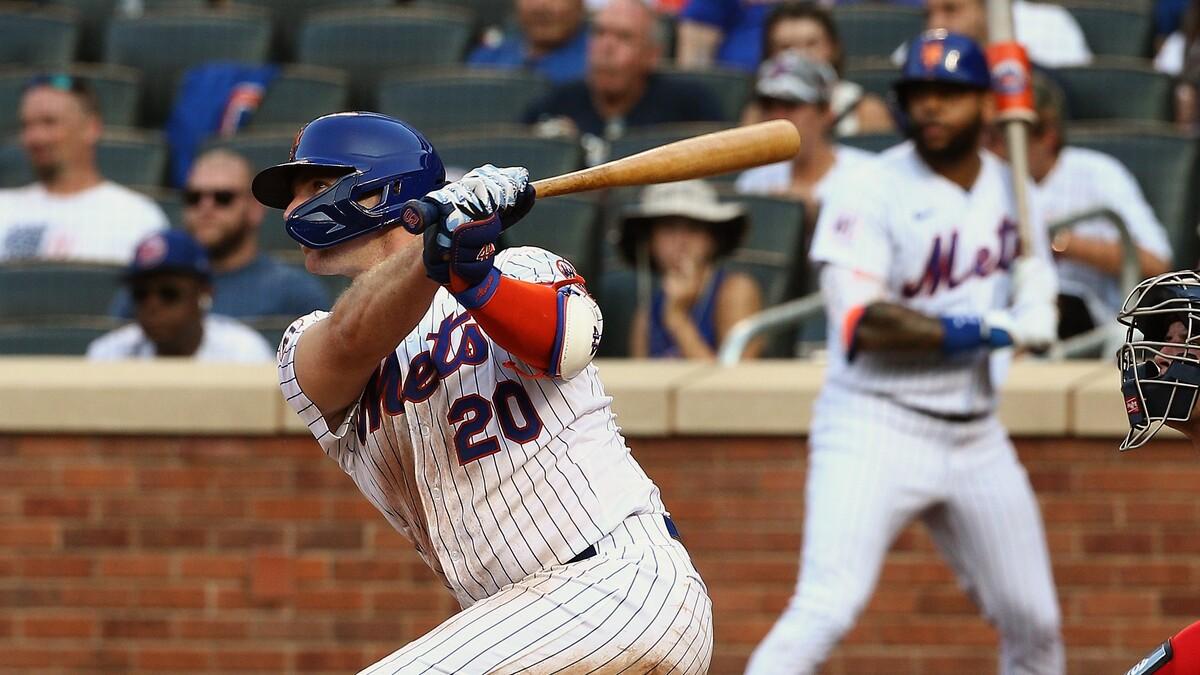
[985,257,1059,351]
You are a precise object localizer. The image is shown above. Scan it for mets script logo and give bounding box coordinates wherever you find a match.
[1125,396,1142,415]
[901,218,1021,298]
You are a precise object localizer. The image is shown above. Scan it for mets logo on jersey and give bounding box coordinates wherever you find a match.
[901,218,1021,298]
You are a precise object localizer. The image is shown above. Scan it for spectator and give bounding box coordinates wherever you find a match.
[675,0,775,72]
[110,149,330,320]
[468,0,590,84]
[988,75,1172,338]
[0,74,167,264]
[736,52,874,224]
[87,230,274,361]
[756,1,893,136]
[899,0,1092,68]
[523,0,724,162]
[1153,0,1200,131]
[622,180,763,359]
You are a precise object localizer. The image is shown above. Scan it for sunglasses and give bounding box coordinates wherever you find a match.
[24,73,92,96]
[131,283,185,305]
[183,189,240,207]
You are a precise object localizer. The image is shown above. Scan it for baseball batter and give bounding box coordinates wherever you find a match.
[746,31,1064,674]
[253,112,712,674]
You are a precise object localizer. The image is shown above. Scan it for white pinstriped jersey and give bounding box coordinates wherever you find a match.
[810,142,1053,416]
[278,247,667,609]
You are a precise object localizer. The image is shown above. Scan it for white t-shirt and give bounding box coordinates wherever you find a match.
[1155,31,1184,75]
[86,314,275,362]
[891,1,1092,68]
[1035,146,1173,324]
[735,144,874,202]
[810,143,1052,416]
[0,182,168,264]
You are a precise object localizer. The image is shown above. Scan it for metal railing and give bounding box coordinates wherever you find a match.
[716,207,1142,365]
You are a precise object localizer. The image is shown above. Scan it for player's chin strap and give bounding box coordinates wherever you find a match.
[1119,358,1200,451]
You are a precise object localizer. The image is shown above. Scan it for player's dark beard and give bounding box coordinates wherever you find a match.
[206,225,252,264]
[32,161,63,184]
[913,115,984,166]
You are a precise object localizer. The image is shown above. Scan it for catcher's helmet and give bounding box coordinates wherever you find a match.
[251,111,445,249]
[1116,270,1200,451]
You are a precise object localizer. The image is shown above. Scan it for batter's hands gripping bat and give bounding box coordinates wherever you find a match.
[398,120,802,234]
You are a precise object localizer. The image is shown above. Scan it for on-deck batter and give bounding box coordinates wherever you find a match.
[746,31,1064,675]
[254,111,712,674]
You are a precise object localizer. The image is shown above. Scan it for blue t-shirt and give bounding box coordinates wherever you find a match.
[680,0,776,72]
[111,254,331,320]
[467,27,589,84]
[648,267,726,358]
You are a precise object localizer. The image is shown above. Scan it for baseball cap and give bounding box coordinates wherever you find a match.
[126,229,211,281]
[755,51,837,105]
[618,180,748,266]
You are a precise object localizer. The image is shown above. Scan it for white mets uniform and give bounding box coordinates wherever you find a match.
[746,143,1064,675]
[279,247,712,675]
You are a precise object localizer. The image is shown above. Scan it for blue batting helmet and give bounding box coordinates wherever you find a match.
[1117,270,1200,450]
[251,111,445,249]
[895,29,991,99]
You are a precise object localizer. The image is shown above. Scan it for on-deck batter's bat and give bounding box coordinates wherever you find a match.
[398,119,802,234]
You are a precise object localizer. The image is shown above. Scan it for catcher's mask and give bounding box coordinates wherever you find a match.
[1117,270,1200,451]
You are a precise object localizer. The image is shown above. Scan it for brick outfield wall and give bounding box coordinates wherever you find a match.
[1,434,1199,675]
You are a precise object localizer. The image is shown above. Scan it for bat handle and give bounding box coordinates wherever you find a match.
[398,198,442,234]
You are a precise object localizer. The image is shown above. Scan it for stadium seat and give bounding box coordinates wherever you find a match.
[415,0,513,33]
[201,127,295,173]
[608,122,734,178]
[0,64,143,135]
[832,5,923,60]
[1069,123,1200,268]
[655,66,753,124]
[734,193,808,288]
[433,128,583,182]
[725,258,802,357]
[297,7,474,108]
[500,196,601,282]
[103,8,272,126]
[0,263,124,320]
[1060,1,1152,59]
[377,68,551,133]
[0,4,78,67]
[0,323,114,356]
[595,268,644,358]
[96,127,168,187]
[1055,60,1173,122]
[45,0,210,61]
[246,64,349,130]
[0,128,167,187]
[230,0,391,61]
[836,132,902,154]
[844,60,900,100]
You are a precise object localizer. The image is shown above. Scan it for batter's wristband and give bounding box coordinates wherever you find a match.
[940,316,987,355]
[453,268,502,310]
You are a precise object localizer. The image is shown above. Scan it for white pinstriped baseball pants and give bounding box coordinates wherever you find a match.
[360,513,713,675]
[747,386,1064,675]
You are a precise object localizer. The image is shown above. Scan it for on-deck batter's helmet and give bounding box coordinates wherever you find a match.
[251,111,445,249]
[895,29,991,96]
[1116,270,1200,450]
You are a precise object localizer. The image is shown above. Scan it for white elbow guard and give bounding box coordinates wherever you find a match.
[552,290,603,379]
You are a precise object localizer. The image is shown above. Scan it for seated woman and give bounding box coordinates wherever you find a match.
[622,180,763,359]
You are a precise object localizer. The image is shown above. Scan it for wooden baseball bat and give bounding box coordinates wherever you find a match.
[398,120,801,233]
[531,119,800,197]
